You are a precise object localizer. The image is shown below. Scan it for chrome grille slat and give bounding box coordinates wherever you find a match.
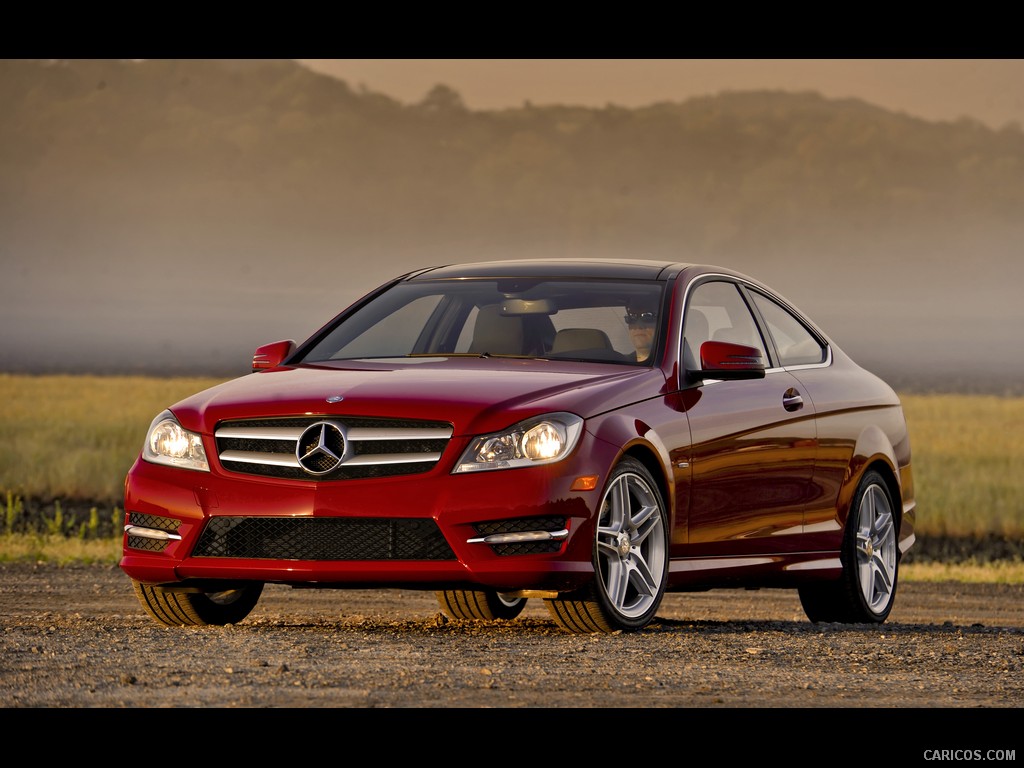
[347,427,453,440]
[219,450,301,467]
[215,426,305,440]
[345,452,443,465]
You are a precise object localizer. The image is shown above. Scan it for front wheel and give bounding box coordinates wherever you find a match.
[132,580,264,627]
[436,589,527,621]
[799,469,899,623]
[547,457,669,633]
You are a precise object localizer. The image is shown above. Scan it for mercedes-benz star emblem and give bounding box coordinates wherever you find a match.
[296,421,347,475]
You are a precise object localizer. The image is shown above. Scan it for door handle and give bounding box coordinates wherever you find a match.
[783,388,803,412]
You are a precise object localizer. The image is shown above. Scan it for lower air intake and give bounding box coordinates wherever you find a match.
[192,517,456,561]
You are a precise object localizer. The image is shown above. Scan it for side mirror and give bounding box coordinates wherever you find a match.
[252,340,296,371]
[696,340,765,380]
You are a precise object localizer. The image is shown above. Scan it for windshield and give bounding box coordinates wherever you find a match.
[298,278,665,366]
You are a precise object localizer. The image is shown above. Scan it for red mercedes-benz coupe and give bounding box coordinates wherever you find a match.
[120,259,915,633]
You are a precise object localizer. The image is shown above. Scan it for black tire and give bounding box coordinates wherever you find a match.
[799,469,900,623]
[546,457,669,633]
[436,589,528,621]
[132,580,264,627]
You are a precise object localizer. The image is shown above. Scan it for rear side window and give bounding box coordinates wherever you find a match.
[750,292,826,366]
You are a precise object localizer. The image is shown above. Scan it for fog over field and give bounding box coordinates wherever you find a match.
[2,59,1022,394]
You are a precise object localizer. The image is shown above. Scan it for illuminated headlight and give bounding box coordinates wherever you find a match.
[454,413,583,473]
[142,410,209,472]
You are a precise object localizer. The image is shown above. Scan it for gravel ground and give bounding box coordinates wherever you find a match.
[2,562,1023,716]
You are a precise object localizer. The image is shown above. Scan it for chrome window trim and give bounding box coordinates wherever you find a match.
[677,271,832,375]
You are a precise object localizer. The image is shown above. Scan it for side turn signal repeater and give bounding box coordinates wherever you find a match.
[571,475,599,491]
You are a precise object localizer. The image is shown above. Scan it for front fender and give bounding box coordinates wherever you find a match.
[585,401,686,532]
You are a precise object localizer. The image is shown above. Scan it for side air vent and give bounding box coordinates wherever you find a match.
[125,512,181,553]
[472,516,568,556]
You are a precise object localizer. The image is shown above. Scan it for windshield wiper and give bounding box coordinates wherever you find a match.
[405,352,548,360]
[405,352,487,358]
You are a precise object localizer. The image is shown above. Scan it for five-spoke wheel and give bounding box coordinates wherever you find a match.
[799,469,899,623]
[547,457,669,633]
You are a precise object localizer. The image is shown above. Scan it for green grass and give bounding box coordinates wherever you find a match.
[1,375,1022,580]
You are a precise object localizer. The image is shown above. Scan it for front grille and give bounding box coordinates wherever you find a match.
[215,416,453,480]
[192,517,456,561]
[474,516,566,556]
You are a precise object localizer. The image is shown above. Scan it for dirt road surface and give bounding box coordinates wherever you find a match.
[2,562,1023,719]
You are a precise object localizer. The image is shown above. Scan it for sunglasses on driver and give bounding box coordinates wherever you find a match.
[624,311,657,327]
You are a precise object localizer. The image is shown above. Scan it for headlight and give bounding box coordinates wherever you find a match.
[142,410,209,472]
[453,413,583,473]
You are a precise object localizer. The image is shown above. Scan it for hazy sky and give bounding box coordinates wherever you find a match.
[4,58,1022,390]
[298,59,1024,130]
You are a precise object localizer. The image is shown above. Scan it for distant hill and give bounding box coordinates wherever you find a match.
[2,59,1022,393]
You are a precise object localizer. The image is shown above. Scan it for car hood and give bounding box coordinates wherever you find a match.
[169,357,667,437]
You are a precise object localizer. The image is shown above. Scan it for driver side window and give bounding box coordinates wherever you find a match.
[683,281,769,370]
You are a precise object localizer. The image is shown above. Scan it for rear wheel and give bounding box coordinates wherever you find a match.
[546,457,668,633]
[436,589,527,621]
[799,469,899,623]
[132,580,264,627]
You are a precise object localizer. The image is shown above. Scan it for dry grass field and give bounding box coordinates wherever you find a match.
[1,374,1021,581]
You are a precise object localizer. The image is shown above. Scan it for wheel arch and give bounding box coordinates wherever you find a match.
[862,458,903,539]
[621,442,673,524]
[841,422,905,538]
[586,408,677,530]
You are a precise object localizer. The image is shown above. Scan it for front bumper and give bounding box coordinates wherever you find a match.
[119,434,619,593]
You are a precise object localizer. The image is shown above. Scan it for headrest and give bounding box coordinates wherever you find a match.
[551,327,613,353]
[469,304,525,355]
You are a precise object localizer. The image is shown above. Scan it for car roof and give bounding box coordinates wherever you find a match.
[406,258,694,282]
